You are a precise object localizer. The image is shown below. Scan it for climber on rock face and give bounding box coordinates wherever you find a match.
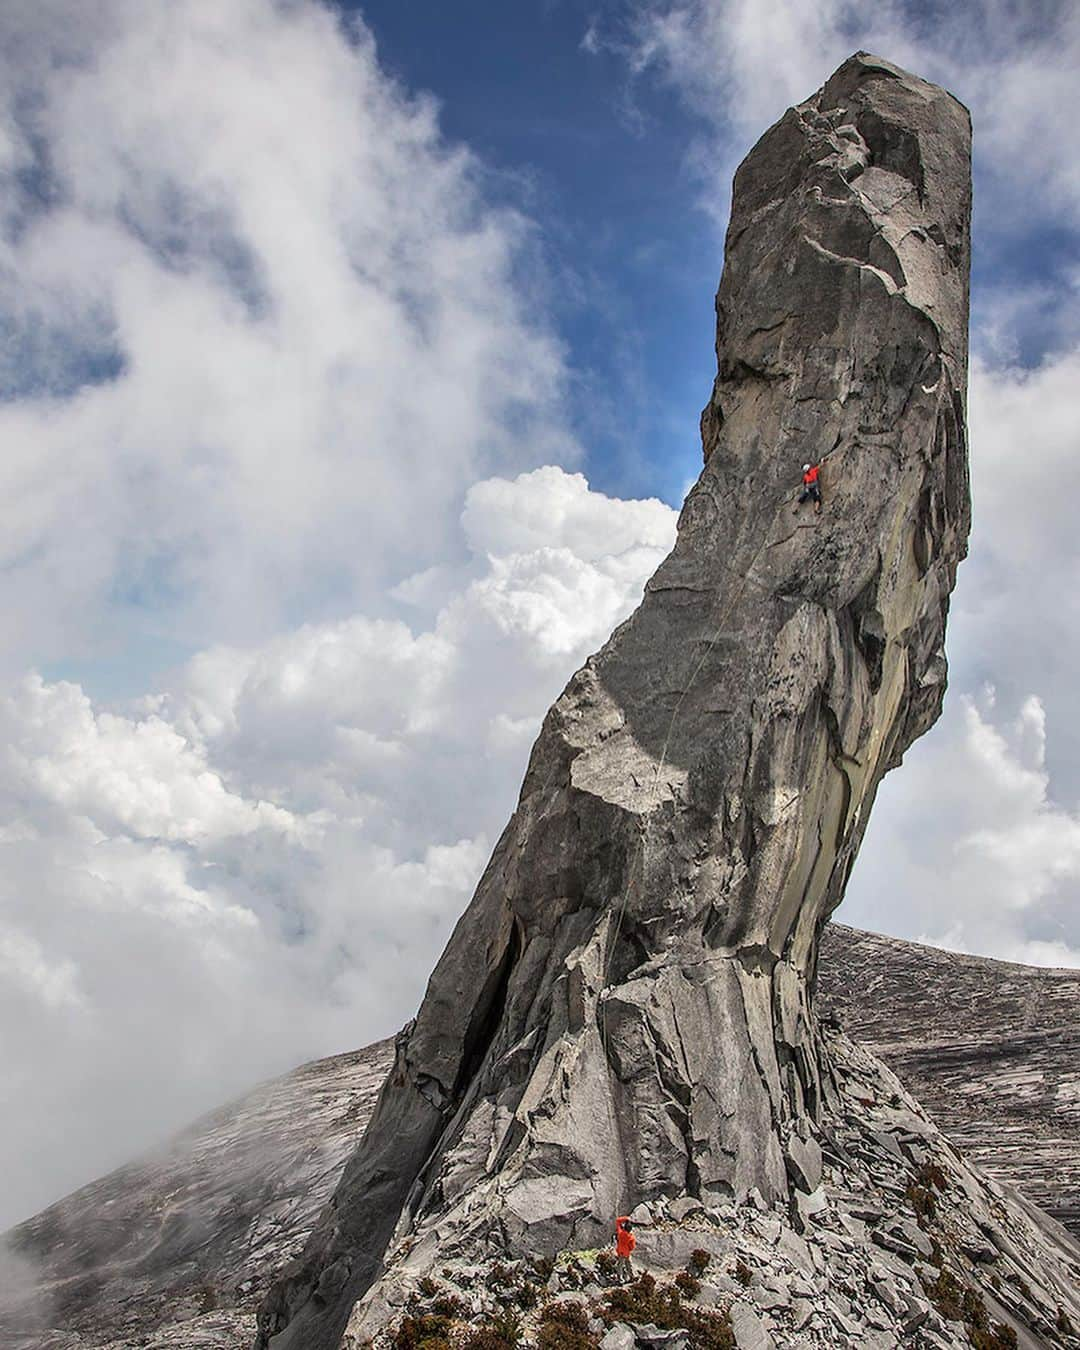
[795,460,822,514]
[614,1216,636,1284]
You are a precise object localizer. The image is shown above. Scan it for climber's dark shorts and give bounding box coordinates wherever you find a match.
[799,482,821,504]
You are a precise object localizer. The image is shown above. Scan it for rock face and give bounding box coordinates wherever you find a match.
[819,925,1080,1235]
[258,53,974,1350]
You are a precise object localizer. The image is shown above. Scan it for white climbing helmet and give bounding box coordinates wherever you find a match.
[802,464,811,471]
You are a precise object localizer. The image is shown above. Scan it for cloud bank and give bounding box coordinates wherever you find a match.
[0,0,587,1225]
[0,0,576,672]
[0,465,677,1226]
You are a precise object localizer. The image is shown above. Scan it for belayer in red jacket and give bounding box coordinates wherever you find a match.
[795,461,822,514]
[614,1216,636,1284]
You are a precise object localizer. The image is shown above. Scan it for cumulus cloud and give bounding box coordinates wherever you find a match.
[6,675,296,843]
[0,466,676,1226]
[463,464,676,560]
[0,0,577,672]
[871,347,1080,815]
[847,691,1080,969]
[0,0,587,1226]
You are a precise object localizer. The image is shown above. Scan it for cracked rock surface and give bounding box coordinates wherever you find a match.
[342,1028,1080,1350]
[258,51,977,1350]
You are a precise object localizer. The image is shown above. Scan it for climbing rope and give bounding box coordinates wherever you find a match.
[597,441,856,1061]
[598,473,806,1058]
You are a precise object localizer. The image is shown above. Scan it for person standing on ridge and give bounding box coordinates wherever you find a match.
[614,1216,636,1284]
[795,460,823,514]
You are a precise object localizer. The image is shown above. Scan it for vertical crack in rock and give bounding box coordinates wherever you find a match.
[256,52,973,1350]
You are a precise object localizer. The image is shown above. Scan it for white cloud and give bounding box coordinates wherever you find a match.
[845,691,1080,969]
[0,0,577,671]
[0,465,677,1226]
[0,0,586,1227]
[462,465,675,560]
[0,927,82,1012]
[945,352,1080,796]
[4,675,296,844]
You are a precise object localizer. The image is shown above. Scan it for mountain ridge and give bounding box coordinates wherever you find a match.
[4,925,1077,1349]
[819,924,1080,1234]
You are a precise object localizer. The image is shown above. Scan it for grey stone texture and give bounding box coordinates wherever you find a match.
[256,51,974,1350]
[600,1325,636,1350]
[819,922,1080,1235]
[730,1301,773,1349]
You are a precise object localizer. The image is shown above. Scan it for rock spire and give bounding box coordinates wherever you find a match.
[258,52,973,1350]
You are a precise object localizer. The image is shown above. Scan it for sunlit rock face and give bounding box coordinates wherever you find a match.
[258,53,974,1350]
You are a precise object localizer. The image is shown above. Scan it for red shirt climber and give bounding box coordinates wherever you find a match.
[614,1216,636,1283]
[796,461,823,513]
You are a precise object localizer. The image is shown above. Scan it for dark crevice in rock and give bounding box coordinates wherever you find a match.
[456,918,523,1097]
[737,944,779,978]
[942,384,970,538]
[858,107,926,199]
[716,355,789,385]
[850,568,887,694]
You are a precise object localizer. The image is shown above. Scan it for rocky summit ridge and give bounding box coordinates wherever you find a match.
[818,925,1080,1238]
[3,930,1079,1349]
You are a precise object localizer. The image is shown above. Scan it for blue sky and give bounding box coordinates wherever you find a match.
[346,0,1077,500]
[344,0,719,506]
[1,0,1079,1225]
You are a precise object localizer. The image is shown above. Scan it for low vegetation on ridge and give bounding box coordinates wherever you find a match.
[387,1254,737,1350]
